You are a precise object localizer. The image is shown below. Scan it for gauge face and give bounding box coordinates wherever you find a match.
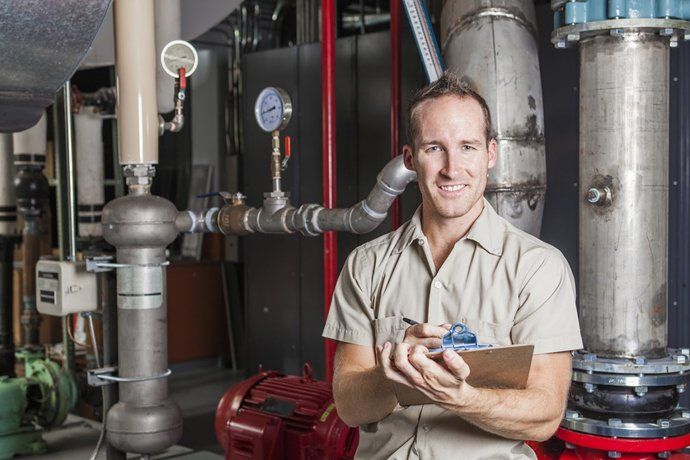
[161,40,199,78]
[254,87,292,132]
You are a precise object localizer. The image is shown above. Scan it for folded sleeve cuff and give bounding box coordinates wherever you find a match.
[322,324,374,347]
[531,335,584,355]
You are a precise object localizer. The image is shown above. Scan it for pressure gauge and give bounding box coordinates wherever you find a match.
[160,40,199,78]
[254,87,292,132]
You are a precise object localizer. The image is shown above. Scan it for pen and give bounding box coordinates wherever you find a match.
[402,317,419,326]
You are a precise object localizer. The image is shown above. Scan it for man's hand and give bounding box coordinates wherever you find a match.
[377,341,475,406]
[402,322,450,349]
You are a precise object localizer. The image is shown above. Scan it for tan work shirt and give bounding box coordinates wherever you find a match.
[323,200,583,460]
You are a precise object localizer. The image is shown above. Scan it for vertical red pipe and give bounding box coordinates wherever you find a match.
[390,0,401,230]
[322,0,338,382]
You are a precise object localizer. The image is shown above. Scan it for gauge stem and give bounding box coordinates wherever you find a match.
[271,130,282,192]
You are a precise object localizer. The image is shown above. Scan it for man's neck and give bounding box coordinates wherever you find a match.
[422,199,485,270]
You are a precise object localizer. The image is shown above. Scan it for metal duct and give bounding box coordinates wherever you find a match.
[441,0,547,236]
[74,107,105,238]
[579,33,669,359]
[0,0,110,132]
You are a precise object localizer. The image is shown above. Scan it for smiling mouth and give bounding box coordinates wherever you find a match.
[438,184,467,192]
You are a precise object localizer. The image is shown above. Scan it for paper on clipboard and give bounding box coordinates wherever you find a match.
[393,343,535,406]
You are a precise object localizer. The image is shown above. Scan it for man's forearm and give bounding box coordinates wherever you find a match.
[333,366,398,427]
[442,385,565,441]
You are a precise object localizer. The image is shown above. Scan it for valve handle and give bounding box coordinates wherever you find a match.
[281,135,292,171]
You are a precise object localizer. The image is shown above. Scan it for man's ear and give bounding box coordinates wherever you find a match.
[487,138,497,169]
[403,144,416,171]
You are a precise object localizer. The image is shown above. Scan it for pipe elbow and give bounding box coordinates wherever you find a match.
[378,155,416,194]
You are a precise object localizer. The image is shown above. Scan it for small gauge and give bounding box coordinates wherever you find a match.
[160,40,199,78]
[254,87,292,132]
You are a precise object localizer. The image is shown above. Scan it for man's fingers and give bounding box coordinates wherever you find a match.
[418,337,442,349]
[408,323,450,339]
[442,349,471,380]
[378,342,417,388]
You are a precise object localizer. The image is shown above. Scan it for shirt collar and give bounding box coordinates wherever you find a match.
[393,198,504,256]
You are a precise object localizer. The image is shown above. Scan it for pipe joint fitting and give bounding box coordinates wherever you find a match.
[217,204,253,236]
[586,186,612,206]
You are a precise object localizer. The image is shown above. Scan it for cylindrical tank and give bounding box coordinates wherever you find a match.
[114,0,159,165]
[441,0,547,236]
[74,106,105,238]
[578,33,669,358]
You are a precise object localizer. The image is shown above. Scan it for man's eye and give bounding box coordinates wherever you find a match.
[462,145,476,151]
[426,145,442,153]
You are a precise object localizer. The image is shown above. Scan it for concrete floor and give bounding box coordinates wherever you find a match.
[17,362,244,459]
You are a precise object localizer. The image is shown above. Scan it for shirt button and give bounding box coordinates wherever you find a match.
[434,281,442,289]
[417,238,425,246]
[422,424,431,432]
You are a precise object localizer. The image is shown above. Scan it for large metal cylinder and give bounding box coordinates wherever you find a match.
[103,192,183,453]
[74,106,105,238]
[114,0,158,165]
[441,0,547,236]
[579,33,669,359]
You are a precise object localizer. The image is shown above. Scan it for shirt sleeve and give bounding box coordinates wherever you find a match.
[322,249,376,346]
[511,247,583,355]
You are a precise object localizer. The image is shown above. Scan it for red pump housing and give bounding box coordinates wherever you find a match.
[215,364,358,459]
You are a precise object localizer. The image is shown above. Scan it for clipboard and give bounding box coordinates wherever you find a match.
[393,343,534,406]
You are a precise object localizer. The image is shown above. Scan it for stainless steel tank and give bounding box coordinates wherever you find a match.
[441,0,547,236]
[579,33,669,359]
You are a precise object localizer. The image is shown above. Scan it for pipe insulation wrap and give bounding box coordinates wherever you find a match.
[13,112,47,164]
[441,0,547,237]
[0,134,17,235]
[75,106,105,238]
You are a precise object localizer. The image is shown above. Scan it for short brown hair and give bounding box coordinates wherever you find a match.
[406,71,493,148]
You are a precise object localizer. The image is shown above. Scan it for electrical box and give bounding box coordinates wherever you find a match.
[36,260,98,316]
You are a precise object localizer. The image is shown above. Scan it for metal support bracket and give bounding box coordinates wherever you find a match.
[87,366,173,387]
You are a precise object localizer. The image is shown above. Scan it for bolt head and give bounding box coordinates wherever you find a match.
[657,418,671,428]
[660,28,674,36]
[565,442,575,449]
[555,40,567,49]
[634,386,648,397]
[681,348,690,356]
[567,33,580,42]
[584,353,598,362]
[657,452,671,459]
[608,451,622,458]
[566,410,580,419]
[675,355,687,364]
[682,410,690,419]
[608,418,622,427]
[670,39,679,48]
[677,384,686,394]
[634,356,647,365]
[584,383,596,393]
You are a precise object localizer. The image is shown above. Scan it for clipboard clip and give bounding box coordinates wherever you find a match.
[428,322,492,353]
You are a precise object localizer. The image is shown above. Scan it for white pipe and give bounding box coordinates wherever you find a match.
[13,112,47,165]
[155,0,182,114]
[0,134,16,236]
[75,107,105,238]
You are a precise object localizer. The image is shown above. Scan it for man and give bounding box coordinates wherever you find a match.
[322,72,582,459]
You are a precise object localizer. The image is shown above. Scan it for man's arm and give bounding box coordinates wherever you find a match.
[331,342,397,427]
[380,342,572,441]
[332,323,450,427]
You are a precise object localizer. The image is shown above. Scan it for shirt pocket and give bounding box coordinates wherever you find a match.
[373,315,407,346]
[462,317,513,347]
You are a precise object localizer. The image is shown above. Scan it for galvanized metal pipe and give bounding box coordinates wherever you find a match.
[441,0,547,236]
[579,33,669,359]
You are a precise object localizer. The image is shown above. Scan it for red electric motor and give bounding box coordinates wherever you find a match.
[215,364,359,459]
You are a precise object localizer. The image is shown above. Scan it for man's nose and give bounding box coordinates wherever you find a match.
[441,151,463,178]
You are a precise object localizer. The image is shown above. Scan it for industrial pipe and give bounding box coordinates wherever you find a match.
[322,0,337,383]
[0,134,16,375]
[390,0,401,230]
[579,33,669,359]
[178,155,416,237]
[441,0,547,236]
[13,113,49,349]
[104,0,182,454]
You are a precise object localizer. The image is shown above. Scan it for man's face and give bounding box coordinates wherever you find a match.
[403,95,497,221]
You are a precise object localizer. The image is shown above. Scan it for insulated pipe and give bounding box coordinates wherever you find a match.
[390,0,401,230]
[105,0,182,454]
[441,0,547,237]
[0,134,14,375]
[13,113,49,349]
[75,106,105,238]
[115,0,158,166]
[322,0,337,382]
[578,33,669,359]
[0,135,16,236]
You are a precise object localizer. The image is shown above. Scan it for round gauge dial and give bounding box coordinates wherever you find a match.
[254,87,292,132]
[160,40,199,78]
